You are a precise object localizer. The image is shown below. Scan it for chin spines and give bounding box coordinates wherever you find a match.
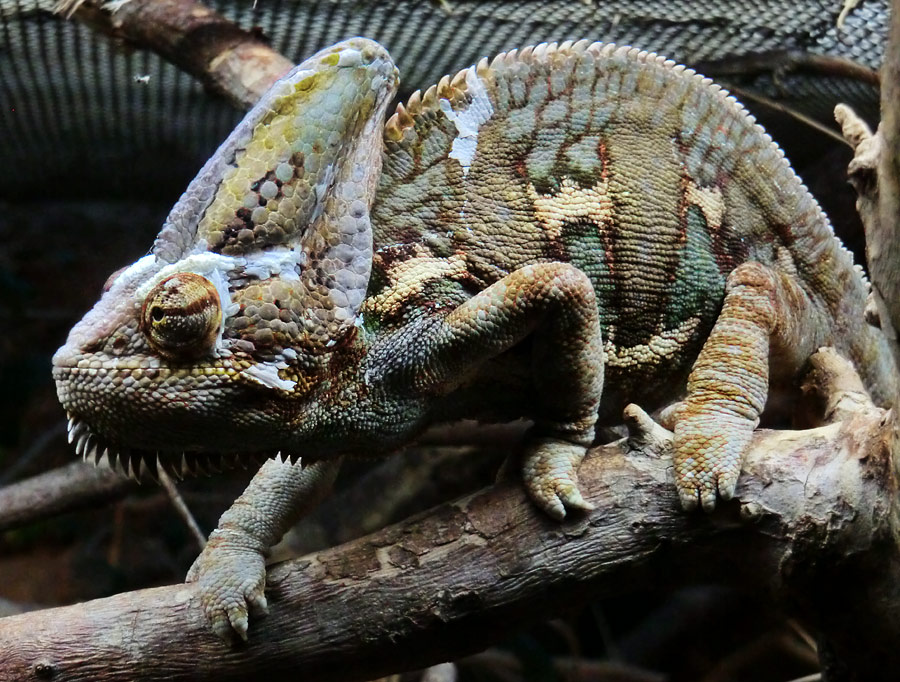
[65,413,286,481]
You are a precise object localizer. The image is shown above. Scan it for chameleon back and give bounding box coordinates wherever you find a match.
[371,41,896,411]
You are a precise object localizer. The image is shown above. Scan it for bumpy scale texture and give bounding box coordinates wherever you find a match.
[53,39,896,640]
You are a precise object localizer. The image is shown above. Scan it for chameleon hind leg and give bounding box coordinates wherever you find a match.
[675,261,819,511]
[406,262,604,519]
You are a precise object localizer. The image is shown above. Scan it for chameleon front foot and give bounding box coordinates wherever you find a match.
[186,528,269,642]
[522,438,594,520]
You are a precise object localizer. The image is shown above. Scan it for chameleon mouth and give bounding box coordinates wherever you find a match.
[65,412,286,481]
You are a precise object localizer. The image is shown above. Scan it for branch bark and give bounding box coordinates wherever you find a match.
[875,0,900,340]
[1,392,898,682]
[60,0,293,108]
[0,461,136,533]
[836,0,900,370]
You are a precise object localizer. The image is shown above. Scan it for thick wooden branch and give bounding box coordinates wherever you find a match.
[1,400,898,682]
[60,0,292,108]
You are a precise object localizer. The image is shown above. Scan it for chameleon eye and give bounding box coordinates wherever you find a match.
[140,273,222,360]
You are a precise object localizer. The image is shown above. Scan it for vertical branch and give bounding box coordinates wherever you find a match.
[875,0,900,340]
[876,0,900,473]
[837,0,900,394]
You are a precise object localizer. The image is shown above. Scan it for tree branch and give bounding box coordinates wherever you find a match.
[59,0,293,108]
[0,461,136,533]
[835,0,900,371]
[1,393,898,681]
[875,0,900,339]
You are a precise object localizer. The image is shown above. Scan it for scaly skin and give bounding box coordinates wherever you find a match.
[53,39,896,640]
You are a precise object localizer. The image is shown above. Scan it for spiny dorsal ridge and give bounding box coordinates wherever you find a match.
[531,42,552,59]
[436,74,452,99]
[450,67,467,90]
[421,83,439,109]
[489,49,508,71]
[406,89,423,115]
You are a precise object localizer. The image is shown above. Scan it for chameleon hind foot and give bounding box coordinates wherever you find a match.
[621,403,739,512]
[672,263,786,512]
[522,438,594,520]
[673,410,749,512]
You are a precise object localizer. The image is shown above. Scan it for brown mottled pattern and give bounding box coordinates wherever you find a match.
[371,45,721,394]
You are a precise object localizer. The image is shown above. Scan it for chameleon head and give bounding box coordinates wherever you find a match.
[51,38,399,478]
[51,251,312,477]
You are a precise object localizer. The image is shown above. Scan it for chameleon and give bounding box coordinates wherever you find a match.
[52,37,896,640]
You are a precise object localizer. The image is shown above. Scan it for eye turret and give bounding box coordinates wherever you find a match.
[141,273,222,360]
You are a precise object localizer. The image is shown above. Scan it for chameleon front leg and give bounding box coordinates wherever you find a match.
[186,457,342,640]
[674,261,819,511]
[403,262,604,519]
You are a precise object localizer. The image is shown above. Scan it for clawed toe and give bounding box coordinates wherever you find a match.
[187,541,269,643]
[675,468,739,513]
[521,439,593,520]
